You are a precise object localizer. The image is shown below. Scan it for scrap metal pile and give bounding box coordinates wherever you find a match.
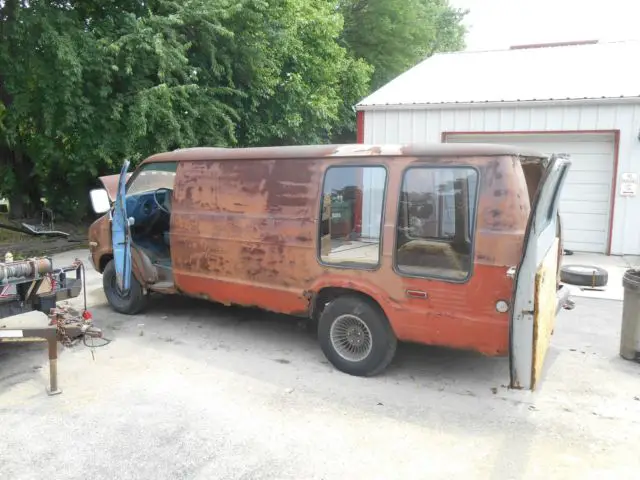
[0,255,102,395]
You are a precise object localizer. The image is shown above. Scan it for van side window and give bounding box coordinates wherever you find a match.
[396,167,478,281]
[319,166,387,268]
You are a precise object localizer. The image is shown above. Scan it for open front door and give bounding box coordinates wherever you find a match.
[510,155,571,390]
[112,160,132,293]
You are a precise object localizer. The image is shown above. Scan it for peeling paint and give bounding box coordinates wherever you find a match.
[89,144,547,358]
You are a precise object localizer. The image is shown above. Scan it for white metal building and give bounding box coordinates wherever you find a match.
[356,40,640,255]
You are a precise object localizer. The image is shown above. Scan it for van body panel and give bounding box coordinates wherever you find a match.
[88,214,113,272]
[175,274,311,315]
[170,158,324,312]
[392,263,513,355]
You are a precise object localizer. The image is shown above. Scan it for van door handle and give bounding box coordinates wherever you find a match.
[406,290,428,299]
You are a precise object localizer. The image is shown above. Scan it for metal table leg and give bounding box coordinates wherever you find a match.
[47,337,62,396]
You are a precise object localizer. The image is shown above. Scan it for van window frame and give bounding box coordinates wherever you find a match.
[316,162,389,272]
[392,163,481,284]
[125,161,179,195]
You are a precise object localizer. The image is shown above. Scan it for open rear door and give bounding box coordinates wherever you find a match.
[510,155,571,390]
[112,160,132,293]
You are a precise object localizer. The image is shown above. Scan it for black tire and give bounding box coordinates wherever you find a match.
[318,295,397,377]
[103,259,148,314]
[560,265,608,287]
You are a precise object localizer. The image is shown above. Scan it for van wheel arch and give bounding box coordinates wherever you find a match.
[312,287,388,322]
[99,254,113,273]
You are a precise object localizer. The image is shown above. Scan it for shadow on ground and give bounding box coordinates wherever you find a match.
[108,293,510,387]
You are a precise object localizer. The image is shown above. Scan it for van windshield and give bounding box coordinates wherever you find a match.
[127,162,178,196]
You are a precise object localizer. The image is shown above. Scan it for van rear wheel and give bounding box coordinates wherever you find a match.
[318,296,397,377]
[103,260,148,315]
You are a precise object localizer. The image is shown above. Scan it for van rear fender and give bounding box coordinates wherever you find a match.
[308,275,397,328]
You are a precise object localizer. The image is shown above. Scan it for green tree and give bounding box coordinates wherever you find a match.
[0,0,372,218]
[218,0,371,146]
[0,0,239,217]
[338,0,467,91]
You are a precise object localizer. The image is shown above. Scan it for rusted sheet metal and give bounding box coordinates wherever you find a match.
[90,144,547,358]
[165,152,531,355]
[99,173,132,201]
[88,215,113,272]
[141,143,546,165]
[171,157,321,315]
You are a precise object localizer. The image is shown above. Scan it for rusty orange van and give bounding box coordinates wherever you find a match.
[88,144,572,389]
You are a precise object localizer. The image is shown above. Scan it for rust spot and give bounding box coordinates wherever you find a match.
[241,246,266,256]
[262,234,282,244]
[198,256,209,271]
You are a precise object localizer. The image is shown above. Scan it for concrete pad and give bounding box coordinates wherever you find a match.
[0,310,49,330]
[1,250,640,479]
[2,291,639,479]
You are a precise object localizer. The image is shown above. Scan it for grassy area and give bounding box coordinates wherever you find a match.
[0,213,89,259]
[0,215,27,243]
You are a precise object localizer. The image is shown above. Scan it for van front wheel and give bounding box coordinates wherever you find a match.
[318,296,397,377]
[103,260,148,315]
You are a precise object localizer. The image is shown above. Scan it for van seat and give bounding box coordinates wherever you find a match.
[397,239,463,272]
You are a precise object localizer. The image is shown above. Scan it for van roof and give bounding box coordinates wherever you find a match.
[142,143,547,164]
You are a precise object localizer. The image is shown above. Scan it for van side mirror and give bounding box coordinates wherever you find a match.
[90,188,111,214]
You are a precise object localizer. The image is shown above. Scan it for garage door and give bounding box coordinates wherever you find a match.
[444,133,614,253]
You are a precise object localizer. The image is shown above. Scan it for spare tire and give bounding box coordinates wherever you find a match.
[560,265,608,287]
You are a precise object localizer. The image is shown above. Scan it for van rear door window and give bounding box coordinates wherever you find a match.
[396,167,478,281]
[319,166,387,268]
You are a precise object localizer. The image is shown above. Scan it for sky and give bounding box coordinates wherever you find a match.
[450,0,640,51]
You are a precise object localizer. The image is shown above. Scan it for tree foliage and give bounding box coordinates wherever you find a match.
[338,0,467,91]
[0,0,465,219]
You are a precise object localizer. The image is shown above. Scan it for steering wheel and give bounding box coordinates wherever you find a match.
[153,188,173,214]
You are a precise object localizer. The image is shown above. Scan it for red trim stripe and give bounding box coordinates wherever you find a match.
[356,111,365,144]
